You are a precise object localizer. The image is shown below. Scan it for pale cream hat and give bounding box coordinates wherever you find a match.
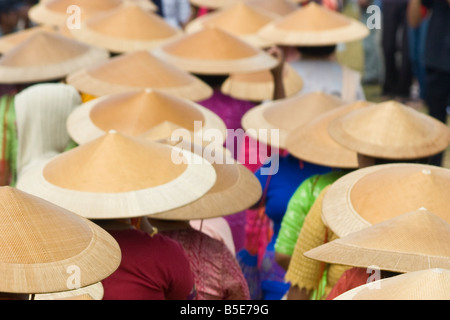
[151,26,279,75]
[328,100,450,160]
[65,50,213,101]
[0,31,109,84]
[189,0,239,10]
[34,282,104,300]
[245,0,298,16]
[0,25,55,54]
[305,209,450,273]
[221,62,304,101]
[66,88,227,145]
[185,2,280,48]
[321,163,450,238]
[258,2,369,46]
[0,186,121,294]
[334,268,450,300]
[70,2,183,53]
[241,91,345,148]
[285,100,374,168]
[16,131,217,220]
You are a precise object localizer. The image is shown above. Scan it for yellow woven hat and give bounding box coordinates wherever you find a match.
[0,186,121,294]
[241,91,345,148]
[35,282,104,300]
[0,31,109,84]
[70,2,183,53]
[328,100,450,160]
[148,139,263,220]
[285,100,374,168]
[334,268,450,300]
[65,50,213,101]
[185,2,280,48]
[321,163,450,238]
[152,26,279,75]
[66,88,227,145]
[258,2,369,46]
[16,130,217,220]
[221,62,303,101]
[28,0,124,27]
[305,209,450,273]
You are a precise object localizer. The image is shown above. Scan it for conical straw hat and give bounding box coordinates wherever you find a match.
[305,209,450,273]
[35,282,104,300]
[28,0,124,27]
[148,139,263,220]
[334,268,450,300]
[185,2,280,48]
[66,88,227,145]
[258,2,369,46]
[0,186,121,294]
[66,50,213,101]
[285,100,374,168]
[221,62,303,101]
[0,31,109,84]
[189,0,239,9]
[245,0,298,16]
[0,25,55,53]
[152,26,279,75]
[321,163,450,238]
[70,2,183,53]
[241,91,344,148]
[16,131,216,220]
[328,100,450,160]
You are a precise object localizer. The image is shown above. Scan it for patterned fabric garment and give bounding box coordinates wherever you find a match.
[161,228,251,300]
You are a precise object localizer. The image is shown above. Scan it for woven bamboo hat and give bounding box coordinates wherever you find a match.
[35,282,104,300]
[334,268,450,300]
[185,2,280,48]
[328,100,450,160]
[285,100,374,168]
[66,50,213,101]
[241,91,344,148]
[245,0,298,16]
[148,139,263,220]
[258,2,369,46]
[0,25,55,54]
[221,62,303,101]
[0,31,109,84]
[16,130,216,220]
[28,0,124,27]
[305,209,450,273]
[321,163,450,238]
[66,88,227,145]
[189,0,239,9]
[0,186,121,294]
[70,2,183,53]
[151,26,279,75]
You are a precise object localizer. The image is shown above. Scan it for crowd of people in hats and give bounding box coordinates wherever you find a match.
[0,0,448,300]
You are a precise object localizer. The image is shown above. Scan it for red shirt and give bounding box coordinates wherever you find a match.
[326,267,368,300]
[102,229,196,300]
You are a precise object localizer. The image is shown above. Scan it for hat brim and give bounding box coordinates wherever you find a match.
[16,147,217,220]
[34,282,104,300]
[66,91,227,145]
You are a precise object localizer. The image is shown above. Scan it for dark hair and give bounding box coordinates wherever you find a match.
[194,74,228,88]
[296,45,337,57]
[373,157,433,165]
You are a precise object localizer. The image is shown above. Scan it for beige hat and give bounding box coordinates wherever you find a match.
[305,209,450,273]
[16,130,217,220]
[258,2,369,46]
[328,100,450,160]
[245,0,298,16]
[221,62,304,101]
[66,88,227,145]
[0,31,109,84]
[189,0,239,9]
[185,2,280,48]
[65,50,213,101]
[70,2,183,53]
[0,186,121,294]
[151,26,279,75]
[321,163,450,238]
[241,91,345,148]
[149,139,263,220]
[334,268,450,300]
[28,0,123,27]
[0,25,55,53]
[285,100,374,168]
[34,282,104,300]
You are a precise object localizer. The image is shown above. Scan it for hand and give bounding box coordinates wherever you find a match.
[266,45,285,77]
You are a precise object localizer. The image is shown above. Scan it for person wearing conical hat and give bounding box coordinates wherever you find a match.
[283,100,450,300]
